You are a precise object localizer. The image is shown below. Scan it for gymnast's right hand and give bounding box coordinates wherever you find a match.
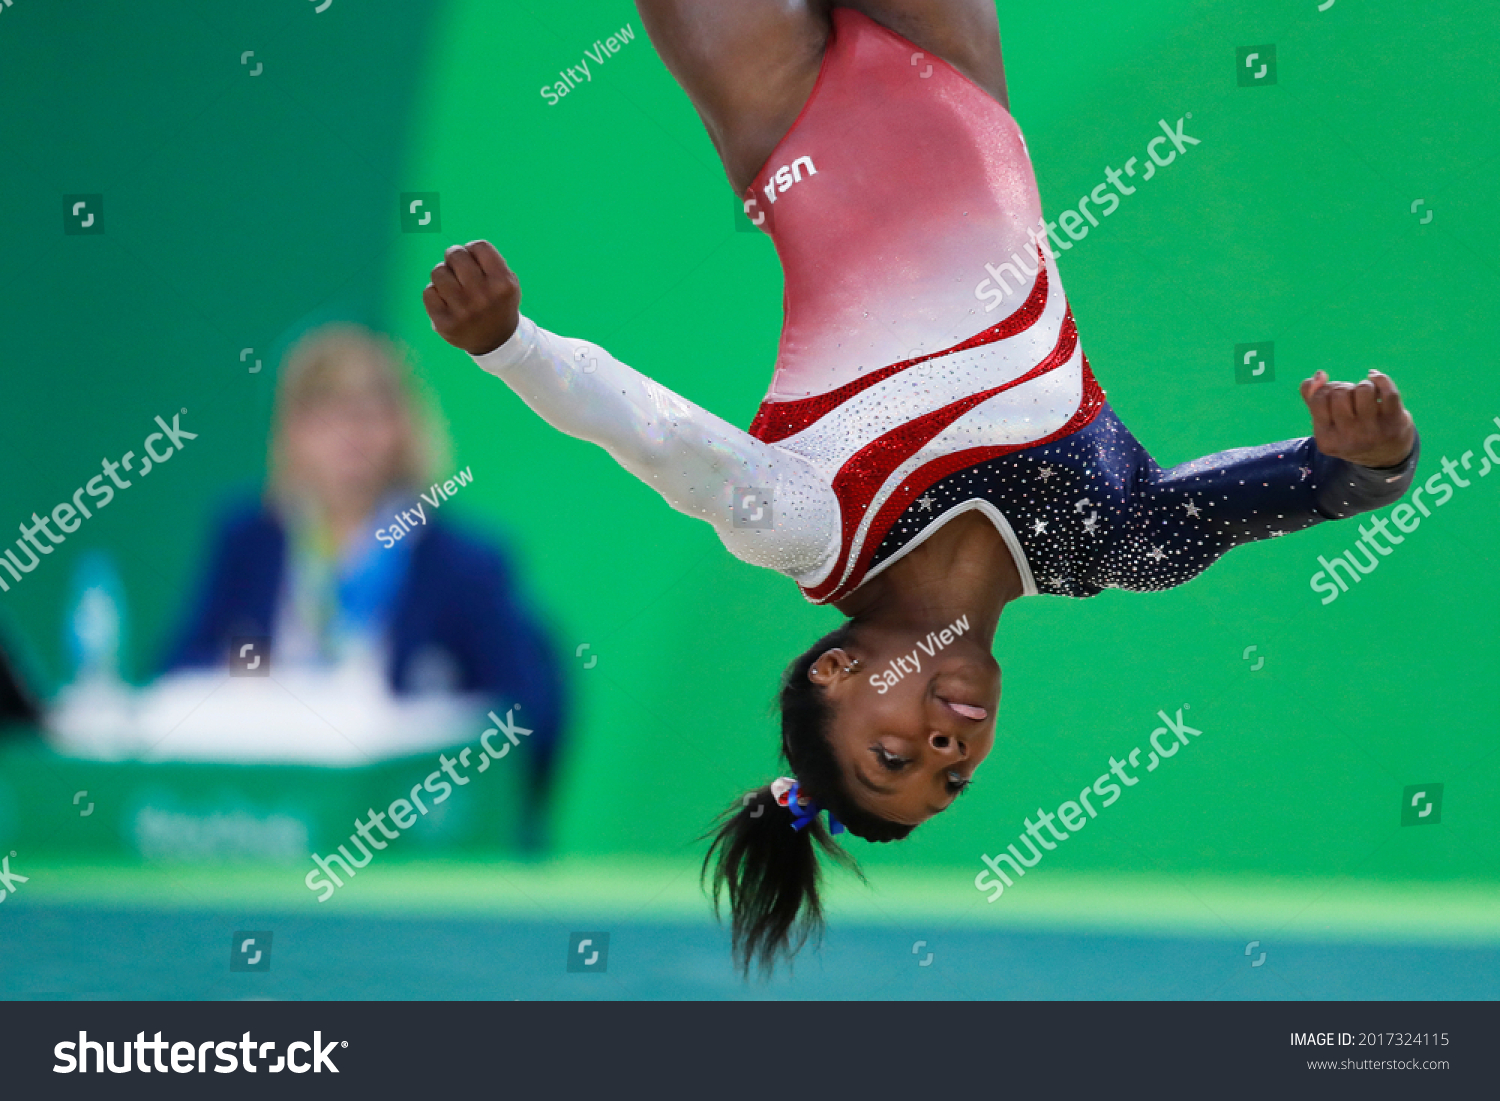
[423,240,521,356]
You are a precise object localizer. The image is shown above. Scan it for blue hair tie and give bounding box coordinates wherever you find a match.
[785,781,845,835]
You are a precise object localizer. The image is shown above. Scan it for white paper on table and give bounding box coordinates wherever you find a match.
[46,665,491,766]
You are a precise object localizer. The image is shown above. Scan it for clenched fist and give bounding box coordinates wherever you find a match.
[1299,368,1416,469]
[423,241,520,356]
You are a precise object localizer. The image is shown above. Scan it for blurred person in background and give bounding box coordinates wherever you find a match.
[0,631,40,731]
[162,324,566,851]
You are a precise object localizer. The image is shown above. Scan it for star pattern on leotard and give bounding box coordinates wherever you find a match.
[867,405,1391,604]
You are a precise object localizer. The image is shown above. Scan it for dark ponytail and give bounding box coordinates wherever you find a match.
[703,622,915,977]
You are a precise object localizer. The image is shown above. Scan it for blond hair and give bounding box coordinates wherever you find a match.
[266,323,448,503]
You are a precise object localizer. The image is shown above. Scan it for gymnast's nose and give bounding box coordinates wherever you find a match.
[928,732,966,760]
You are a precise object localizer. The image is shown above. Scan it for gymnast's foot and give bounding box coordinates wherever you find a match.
[1299,368,1417,469]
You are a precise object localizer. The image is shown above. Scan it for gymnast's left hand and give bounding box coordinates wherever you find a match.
[423,240,521,356]
[1300,368,1416,468]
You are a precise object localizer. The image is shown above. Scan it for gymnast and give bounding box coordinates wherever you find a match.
[422,1,1419,974]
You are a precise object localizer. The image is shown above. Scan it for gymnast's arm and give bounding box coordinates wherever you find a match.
[473,317,840,575]
[633,0,1008,195]
[422,242,840,580]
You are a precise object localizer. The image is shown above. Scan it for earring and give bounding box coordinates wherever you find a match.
[843,659,862,674]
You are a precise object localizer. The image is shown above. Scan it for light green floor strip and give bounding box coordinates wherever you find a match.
[17,857,1500,947]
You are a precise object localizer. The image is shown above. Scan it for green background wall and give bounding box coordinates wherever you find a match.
[2,0,1495,894]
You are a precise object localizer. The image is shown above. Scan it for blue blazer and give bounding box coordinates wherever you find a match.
[163,501,565,752]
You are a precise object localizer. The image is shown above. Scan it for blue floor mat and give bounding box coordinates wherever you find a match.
[4,907,1495,1000]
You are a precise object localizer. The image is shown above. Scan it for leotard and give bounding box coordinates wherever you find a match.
[475,9,1418,604]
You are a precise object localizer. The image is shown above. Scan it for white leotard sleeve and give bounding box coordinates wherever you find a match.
[472,316,841,584]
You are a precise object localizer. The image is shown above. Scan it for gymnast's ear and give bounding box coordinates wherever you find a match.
[807,648,853,686]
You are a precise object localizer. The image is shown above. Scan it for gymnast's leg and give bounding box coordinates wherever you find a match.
[1099,369,1420,591]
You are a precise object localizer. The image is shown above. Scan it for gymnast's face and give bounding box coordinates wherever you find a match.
[809,644,999,827]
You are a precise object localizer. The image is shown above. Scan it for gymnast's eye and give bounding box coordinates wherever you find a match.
[872,745,909,771]
[946,770,972,795]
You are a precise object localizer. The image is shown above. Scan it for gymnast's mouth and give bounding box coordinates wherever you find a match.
[938,697,988,722]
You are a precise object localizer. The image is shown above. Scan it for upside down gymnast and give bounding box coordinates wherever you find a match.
[422,1,1420,974]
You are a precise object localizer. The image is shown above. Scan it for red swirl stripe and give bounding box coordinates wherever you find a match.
[801,309,1081,603]
[748,244,1053,444]
[807,358,1106,604]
